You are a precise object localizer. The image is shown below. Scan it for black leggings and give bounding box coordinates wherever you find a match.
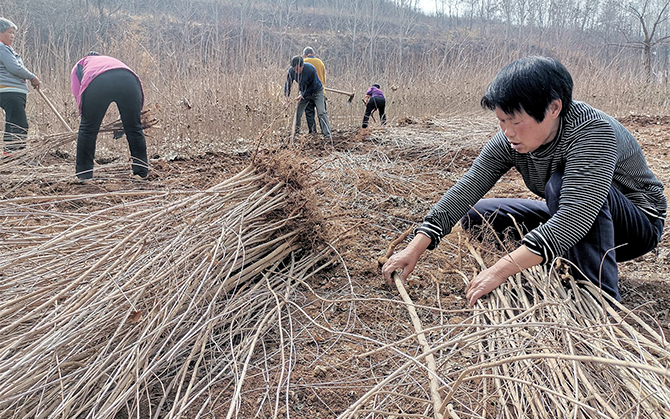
[0,91,28,151]
[76,69,148,179]
[362,97,386,128]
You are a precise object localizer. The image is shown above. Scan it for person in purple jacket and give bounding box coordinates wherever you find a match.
[71,52,148,180]
[362,83,386,128]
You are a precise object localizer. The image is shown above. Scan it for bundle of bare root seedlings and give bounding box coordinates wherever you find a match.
[0,110,158,169]
[0,164,333,418]
[341,239,670,419]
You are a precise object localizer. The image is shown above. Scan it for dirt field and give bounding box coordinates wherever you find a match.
[2,111,669,417]
[266,114,670,418]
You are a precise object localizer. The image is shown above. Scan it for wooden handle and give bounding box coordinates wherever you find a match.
[324,86,354,96]
[37,88,74,133]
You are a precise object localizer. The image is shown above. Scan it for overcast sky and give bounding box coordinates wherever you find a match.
[416,0,437,15]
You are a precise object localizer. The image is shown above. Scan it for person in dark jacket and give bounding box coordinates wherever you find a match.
[382,56,665,306]
[71,52,148,179]
[0,17,40,153]
[284,55,331,139]
[362,83,386,128]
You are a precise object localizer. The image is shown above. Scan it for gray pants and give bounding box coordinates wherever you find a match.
[295,89,331,139]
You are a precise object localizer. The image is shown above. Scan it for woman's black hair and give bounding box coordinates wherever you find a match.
[481,56,573,122]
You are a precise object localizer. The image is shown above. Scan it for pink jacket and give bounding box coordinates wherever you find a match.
[70,55,143,114]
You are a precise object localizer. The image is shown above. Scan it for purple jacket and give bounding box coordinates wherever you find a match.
[71,55,143,114]
[366,86,384,99]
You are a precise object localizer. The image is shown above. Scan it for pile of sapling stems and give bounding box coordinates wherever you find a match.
[0,164,335,418]
[338,238,670,419]
[0,112,158,190]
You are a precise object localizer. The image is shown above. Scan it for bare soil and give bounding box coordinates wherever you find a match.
[3,112,669,417]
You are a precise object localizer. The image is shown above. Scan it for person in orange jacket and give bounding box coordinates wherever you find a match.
[302,47,326,134]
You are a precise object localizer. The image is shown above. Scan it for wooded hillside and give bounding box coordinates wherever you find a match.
[3,0,670,142]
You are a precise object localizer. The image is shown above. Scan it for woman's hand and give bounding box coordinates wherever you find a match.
[381,233,431,286]
[465,245,542,307]
[31,76,41,88]
[465,266,509,307]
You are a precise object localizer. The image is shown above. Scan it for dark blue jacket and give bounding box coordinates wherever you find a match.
[284,62,322,98]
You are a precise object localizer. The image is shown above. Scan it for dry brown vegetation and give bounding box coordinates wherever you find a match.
[0,113,669,418]
[3,0,670,147]
[1,0,670,418]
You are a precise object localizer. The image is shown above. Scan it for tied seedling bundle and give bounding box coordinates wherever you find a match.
[0,164,332,418]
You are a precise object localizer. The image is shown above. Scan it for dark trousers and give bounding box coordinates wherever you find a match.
[76,69,148,179]
[0,91,28,151]
[461,171,664,301]
[362,97,386,128]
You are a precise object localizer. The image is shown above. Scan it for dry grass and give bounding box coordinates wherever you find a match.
[0,106,668,418]
[18,22,670,158]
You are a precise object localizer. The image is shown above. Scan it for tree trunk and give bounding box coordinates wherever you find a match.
[644,41,653,82]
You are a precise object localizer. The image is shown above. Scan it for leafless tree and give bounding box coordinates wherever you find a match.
[627,0,670,80]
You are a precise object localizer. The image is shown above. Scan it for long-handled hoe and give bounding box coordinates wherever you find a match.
[324,87,355,104]
[36,86,74,133]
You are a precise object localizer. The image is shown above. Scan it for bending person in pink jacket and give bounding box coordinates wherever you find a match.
[71,52,148,180]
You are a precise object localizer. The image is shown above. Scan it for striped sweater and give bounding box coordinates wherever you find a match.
[416,101,667,263]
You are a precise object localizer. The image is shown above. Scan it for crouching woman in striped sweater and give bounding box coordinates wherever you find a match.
[382,56,666,307]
